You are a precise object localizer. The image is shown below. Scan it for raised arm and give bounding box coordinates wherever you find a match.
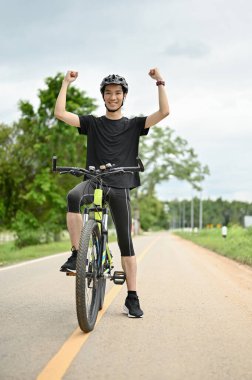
[54,71,80,127]
[145,68,170,129]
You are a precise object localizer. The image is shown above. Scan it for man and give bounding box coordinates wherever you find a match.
[54,68,169,318]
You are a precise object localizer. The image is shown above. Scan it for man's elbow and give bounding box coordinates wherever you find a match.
[54,110,64,120]
[161,109,170,118]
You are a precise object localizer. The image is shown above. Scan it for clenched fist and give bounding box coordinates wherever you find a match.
[64,70,78,84]
[148,68,164,81]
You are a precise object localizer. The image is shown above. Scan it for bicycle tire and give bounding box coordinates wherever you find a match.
[99,278,106,310]
[76,219,101,332]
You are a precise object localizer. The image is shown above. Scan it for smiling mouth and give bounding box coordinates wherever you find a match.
[105,98,124,112]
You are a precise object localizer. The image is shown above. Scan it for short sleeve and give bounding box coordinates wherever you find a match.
[78,115,92,135]
[136,116,149,136]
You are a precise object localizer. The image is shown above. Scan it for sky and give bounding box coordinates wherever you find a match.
[1,0,252,202]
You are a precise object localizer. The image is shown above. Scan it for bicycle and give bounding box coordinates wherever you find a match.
[52,156,144,332]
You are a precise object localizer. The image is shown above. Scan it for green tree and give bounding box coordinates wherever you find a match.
[0,73,97,245]
[131,126,209,231]
[139,126,209,196]
[0,123,16,228]
[167,198,252,228]
[138,194,168,231]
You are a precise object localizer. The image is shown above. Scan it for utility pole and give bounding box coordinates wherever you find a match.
[191,191,194,231]
[199,191,203,230]
[179,202,182,229]
[183,200,185,230]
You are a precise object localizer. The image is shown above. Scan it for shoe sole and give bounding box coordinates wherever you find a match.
[60,268,76,273]
[123,305,144,318]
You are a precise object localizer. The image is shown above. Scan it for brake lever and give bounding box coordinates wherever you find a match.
[59,170,83,177]
[70,170,84,177]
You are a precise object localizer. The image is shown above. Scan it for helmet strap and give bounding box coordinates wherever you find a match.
[104,98,124,113]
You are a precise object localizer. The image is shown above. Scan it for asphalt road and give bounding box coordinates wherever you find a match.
[1,232,252,380]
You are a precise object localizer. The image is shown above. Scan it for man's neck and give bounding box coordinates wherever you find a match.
[105,109,123,120]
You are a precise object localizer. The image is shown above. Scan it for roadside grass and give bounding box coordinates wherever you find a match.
[174,226,252,267]
[0,239,71,267]
[0,232,118,267]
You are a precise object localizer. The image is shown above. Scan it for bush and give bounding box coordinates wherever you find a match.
[12,210,42,247]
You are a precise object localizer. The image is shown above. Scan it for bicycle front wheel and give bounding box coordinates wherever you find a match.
[99,278,106,310]
[76,219,101,332]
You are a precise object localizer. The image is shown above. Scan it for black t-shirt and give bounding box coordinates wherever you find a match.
[78,115,149,188]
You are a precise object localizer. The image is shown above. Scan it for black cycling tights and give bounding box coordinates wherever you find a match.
[67,180,135,257]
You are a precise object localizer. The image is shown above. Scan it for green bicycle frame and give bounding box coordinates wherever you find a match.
[92,187,113,271]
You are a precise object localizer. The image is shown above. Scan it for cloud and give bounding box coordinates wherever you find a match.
[164,40,210,58]
[1,0,252,203]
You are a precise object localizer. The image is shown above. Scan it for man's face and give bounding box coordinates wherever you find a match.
[103,84,126,111]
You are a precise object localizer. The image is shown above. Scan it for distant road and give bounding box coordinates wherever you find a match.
[1,232,252,380]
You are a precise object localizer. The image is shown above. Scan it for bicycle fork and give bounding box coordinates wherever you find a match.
[86,187,126,285]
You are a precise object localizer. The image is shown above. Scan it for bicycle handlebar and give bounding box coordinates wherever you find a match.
[52,156,144,178]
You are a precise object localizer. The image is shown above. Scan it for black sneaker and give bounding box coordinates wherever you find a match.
[123,295,144,318]
[60,248,77,272]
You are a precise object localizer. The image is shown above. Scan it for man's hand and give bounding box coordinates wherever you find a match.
[148,68,164,81]
[64,70,78,84]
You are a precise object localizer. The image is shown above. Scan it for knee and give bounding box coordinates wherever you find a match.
[118,234,135,257]
[67,189,80,213]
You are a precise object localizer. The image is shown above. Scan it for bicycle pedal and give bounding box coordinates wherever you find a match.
[112,271,126,285]
[66,271,76,276]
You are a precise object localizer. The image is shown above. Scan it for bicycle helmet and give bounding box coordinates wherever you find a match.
[100,74,128,94]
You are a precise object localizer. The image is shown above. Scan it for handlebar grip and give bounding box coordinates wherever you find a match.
[136,157,144,172]
[52,156,57,172]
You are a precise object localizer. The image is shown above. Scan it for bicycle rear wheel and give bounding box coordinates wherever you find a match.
[76,219,101,332]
